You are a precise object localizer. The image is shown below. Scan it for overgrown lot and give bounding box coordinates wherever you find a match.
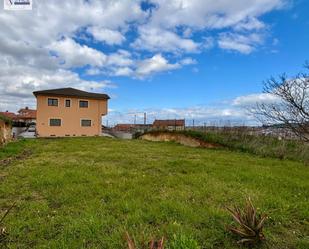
[141,130,309,163]
[0,138,308,248]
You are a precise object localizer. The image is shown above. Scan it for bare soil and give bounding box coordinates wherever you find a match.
[140,132,222,148]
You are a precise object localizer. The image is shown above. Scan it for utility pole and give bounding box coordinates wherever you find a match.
[174,118,176,131]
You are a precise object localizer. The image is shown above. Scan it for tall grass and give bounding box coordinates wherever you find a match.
[142,130,309,164]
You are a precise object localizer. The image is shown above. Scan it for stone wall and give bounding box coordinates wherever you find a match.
[0,120,12,146]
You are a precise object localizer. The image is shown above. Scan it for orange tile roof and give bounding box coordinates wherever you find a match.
[18,108,37,119]
[0,111,17,119]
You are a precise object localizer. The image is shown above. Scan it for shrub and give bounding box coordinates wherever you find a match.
[167,234,200,249]
[0,114,12,126]
[227,198,267,247]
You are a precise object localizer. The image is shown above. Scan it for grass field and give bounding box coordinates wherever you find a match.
[0,137,308,248]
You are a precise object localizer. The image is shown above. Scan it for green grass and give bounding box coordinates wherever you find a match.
[0,137,308,248]
[0,139,35,160]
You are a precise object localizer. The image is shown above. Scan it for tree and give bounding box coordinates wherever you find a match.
[251,63,309,142]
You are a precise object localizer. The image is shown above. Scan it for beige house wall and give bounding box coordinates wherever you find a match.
[36,95,107,137]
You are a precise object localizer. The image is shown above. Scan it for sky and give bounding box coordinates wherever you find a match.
[0,0,308,126]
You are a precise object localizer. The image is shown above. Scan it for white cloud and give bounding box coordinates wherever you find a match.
[107,50,133,67]
[233,93,279,106]
[180,58,197,66]
[105,105,255,126]
[234,17,266,31]
[132,26,200,53]
[0,64,115,112]
[218,32,264,54]
[0,0,290,112]
[49,38,107,68]
[135,54,180,77]
[113,67,134,77]
[105,92,284,126]
[147,0,287,29]
[88,27,125,45]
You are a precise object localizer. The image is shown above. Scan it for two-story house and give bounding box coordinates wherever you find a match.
[33,88,110,137]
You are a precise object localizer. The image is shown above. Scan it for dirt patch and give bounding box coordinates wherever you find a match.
[140,133,222,148]
[0,149,32,167]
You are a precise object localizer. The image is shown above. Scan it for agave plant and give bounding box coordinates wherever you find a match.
[227,198,267,246]
[126,232,164,249]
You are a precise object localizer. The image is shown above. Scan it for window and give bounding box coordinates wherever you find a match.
[49,119,61,126]
[65,99,71,107]
[48,98,58,106]
[81,119,91,127]
[79,100,88,108]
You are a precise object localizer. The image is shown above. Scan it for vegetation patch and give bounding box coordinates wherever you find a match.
[0,115,12,126]
[139,130,309,163]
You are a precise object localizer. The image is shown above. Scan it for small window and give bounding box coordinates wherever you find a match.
[48,98,58,106]
[50,119,61,126]
[65,99,71,107]
[79,100,88,108]
[81,119,91,127]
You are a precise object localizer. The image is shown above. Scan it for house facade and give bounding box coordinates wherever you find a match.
[33,88,109,137]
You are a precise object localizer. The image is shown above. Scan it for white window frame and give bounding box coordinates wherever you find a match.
[47,97,59,107]
[65,98,72,108]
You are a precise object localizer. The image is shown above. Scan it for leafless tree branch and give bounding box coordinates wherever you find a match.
[251,63,309,142]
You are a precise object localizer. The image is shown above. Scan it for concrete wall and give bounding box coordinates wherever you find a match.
[0,120,12,146]
[36,95,108,137]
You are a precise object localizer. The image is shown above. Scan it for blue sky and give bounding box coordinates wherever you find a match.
[0,0,308,125]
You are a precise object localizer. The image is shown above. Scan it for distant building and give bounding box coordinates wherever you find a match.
[153,119,185,131]
[0,111,17,120]
[113,124,135,132]
[0,107,36,125]
[17,107,37,124]
[33,87,109,137]
[113,124,152,133]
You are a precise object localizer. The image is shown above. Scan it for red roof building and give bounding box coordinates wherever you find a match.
[0,107,36,124]
[153,119,185,131]
[0,111,18,120]
[17,107,37,121]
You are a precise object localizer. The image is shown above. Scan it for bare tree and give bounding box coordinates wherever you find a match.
[251,63,309,142]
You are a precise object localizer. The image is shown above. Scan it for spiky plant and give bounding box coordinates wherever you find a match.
[125,232,164,249]
[227,198,267,246]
